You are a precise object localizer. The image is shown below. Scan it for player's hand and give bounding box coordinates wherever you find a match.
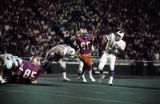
[113,44,119,49]
[75,50,80,58]
[76,33,81,37]
[91,50,96,53]
[108,47,112,51]
[31,80,38,84]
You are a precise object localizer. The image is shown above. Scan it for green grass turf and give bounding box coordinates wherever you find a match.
[0,75,160,104]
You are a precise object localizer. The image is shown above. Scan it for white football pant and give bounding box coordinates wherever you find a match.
[98,52,116,71]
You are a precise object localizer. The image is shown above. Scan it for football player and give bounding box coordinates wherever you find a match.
[0,71,6,84]
[17,59,42,84]
[43,44,75,81]
[0,53,17,84]
[0,53,41,84]
[98,31,126,85]
[76,28,96,82]
[30,51,41,66]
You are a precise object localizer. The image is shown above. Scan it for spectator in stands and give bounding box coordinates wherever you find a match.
[154,50,160,63]
[0,0,159,61]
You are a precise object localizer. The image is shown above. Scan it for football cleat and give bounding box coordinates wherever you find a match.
[82,78,87,83]
[63,77,71,82]
[100,74,105,79]
[108,81,113,86]
[1,79,7,84]
[98,74,105,83]
[90,77,96,82]
[81,75,87,83]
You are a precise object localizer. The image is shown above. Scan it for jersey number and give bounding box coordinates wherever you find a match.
[80,42,90,50]
[23,69,37,79]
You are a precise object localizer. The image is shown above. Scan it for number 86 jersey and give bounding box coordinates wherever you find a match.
[76,34,93,54]
[18,60,42,81]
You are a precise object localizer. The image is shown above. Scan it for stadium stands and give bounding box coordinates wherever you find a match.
[0,0,160,61]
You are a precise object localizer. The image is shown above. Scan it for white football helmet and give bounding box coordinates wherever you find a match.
[4,59,13,69]
[3,56,22,69]
[67,47,75,58]
[116,31,124,40]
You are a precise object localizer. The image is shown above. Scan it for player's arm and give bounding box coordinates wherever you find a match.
[91,45,96,53]
[76,32,81,37]
[14,65,24,81]
[91,35,96,53]
[70,32,81,40]
[113,44,125,55]
[0,55,2,59]
[75,50,80,58]
[117,46,125,54]
[101,35,109,52]
[103,35,108,43]
[0,54,4,61]
[45,48,58,61]
[44,49,51,61]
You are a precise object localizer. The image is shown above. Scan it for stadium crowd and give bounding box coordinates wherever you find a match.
[0,0,160,61]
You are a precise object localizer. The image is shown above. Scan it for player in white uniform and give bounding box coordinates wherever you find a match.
[43,45,75,81]
[98,31,126,85]
[0,53,13,84]
[0,54,22,84]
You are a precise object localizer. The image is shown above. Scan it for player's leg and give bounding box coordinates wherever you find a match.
[88,66,95,82]
[0,70,6,84]
[98,52,108,81]
[108,55,116,85]
[78,60,87,82]
[81,71,87,83]
[87,56,95,82]
[78,59,84,79]
[0,75,6,84]
[80,54,95,82]
[59,61,71,81]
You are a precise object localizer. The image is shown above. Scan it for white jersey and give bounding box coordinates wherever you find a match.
[105,33,126,55]
[0,54,22,69]
[45,45,75,61]
[49,45,70,56]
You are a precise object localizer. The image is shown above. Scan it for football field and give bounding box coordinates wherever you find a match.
[0,75,160,104]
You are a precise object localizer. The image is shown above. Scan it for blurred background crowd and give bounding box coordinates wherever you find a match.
[0,0,160,61]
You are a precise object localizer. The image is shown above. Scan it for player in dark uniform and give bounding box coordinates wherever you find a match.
[0,53,42,84]
[17,60,42,84]
[76,28,95,82]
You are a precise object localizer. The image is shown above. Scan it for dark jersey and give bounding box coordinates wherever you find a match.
[76,34,93,54]
[18,60,41,81]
